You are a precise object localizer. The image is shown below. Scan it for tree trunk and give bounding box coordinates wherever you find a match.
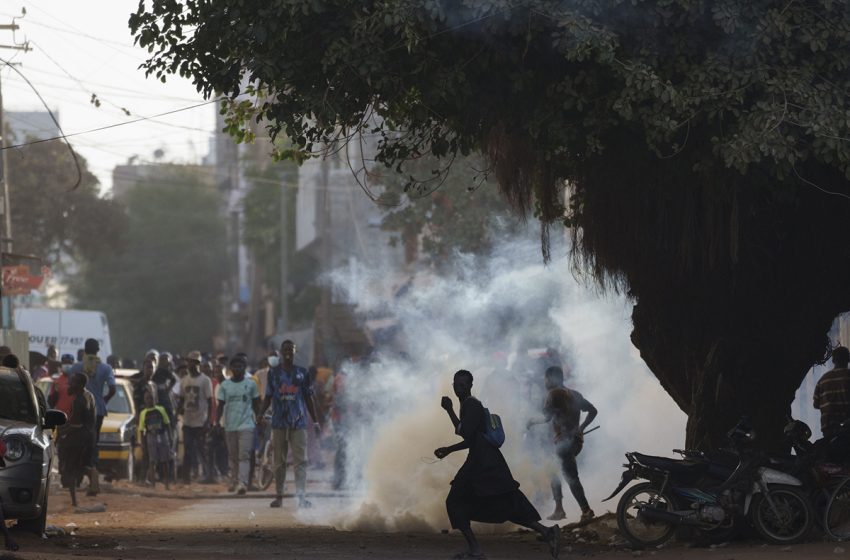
[572,136,850,452]
[632,293,829,452]
[627,201,850,452]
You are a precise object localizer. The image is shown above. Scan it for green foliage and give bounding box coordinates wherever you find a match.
[131,0,850,222]
[7,139,124,268]
[376,154,522,262]
[130,0,850,446]
[70,168,226,359]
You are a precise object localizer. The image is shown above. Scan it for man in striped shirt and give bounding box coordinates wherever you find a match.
[814,346,850,439]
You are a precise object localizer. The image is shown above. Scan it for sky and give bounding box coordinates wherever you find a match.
[1,0,217,194]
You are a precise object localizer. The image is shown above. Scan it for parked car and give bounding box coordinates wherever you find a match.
[37,374,137,481]
[0,366,66,534]
[97,377,137,480]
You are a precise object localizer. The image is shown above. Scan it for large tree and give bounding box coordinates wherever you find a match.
[131,0,850,450]
[7,138,124,268]
[71,167,227,360]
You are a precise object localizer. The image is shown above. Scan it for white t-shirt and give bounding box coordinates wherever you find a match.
[180,374,213,427]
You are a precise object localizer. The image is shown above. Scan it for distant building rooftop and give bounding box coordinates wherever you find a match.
[7,110,61,142]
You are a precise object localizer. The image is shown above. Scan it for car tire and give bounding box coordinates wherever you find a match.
[16,491,47,536]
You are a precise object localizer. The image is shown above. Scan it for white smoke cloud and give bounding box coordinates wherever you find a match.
[302,232,686,531]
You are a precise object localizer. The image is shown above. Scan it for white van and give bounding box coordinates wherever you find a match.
[14,308,113,358]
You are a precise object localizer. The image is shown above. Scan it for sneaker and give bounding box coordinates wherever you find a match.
[580,509,595,523]
[548,525,561,559]
[236,484,247,495]
[270,497,283,508]
[297,497,312,509]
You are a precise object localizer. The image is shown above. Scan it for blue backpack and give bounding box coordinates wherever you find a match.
[482,406,505,448]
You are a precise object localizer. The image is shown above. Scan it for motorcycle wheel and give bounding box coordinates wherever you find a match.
[825,477,850,541]
[750,484,814,544]
[617,482,678,548]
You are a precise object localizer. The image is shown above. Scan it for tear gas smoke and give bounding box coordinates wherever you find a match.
[306,233,685,532]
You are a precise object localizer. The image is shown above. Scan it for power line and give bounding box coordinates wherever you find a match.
[1,99,222,150]
[3,79,216,135]
[4,65,204,102]
[1,57,82,189]
[24,40,218,134]
[22,0,147,61]
[19,18,146,52]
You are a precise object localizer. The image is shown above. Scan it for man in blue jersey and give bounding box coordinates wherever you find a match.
[259,340,321,508]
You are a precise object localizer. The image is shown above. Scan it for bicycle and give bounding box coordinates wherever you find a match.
[253,415,274,491]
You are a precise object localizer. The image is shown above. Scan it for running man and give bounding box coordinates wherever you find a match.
[436,369,560,559]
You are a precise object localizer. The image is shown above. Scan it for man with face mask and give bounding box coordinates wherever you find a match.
[259,340,320,508]
[254,351,279,398]
[216,355,260,494]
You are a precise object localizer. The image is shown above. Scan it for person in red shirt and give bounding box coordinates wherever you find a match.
[48,354,77,417]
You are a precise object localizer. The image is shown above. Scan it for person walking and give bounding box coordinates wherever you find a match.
[436,369,560,559]
[259,340,320,508]
[56,373,96,507]
[216,355,260,494]
[527,366,597,522]
[178,351,213,484]
[70,338,116,497]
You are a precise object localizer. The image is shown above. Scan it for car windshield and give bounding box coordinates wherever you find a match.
[107,384,131,414]
[0,371,37,425]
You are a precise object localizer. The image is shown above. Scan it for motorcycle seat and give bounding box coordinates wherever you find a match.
[632,452,706,474]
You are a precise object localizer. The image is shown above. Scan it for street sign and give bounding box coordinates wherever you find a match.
[1,265,47,295]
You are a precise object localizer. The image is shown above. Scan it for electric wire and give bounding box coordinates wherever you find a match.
[1,57,82,189]
[1,99,222,151]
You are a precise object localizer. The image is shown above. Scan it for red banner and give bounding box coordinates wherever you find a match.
[2,265,48,296]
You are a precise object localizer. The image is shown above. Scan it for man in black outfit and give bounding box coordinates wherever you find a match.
[435,369,560,559]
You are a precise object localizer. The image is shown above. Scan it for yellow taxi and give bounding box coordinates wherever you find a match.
[96,372,138,480]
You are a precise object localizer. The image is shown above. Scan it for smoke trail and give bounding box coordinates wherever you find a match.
[308,233,685,531]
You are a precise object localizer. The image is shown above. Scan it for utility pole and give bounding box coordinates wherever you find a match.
[0,15,30,329]
[319,156,331,366]
[279,178,289,335]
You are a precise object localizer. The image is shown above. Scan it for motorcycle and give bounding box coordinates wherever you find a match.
[604,419,814,548]
[775,418,850,538]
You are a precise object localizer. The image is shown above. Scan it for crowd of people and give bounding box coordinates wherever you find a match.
[2,338,343,511]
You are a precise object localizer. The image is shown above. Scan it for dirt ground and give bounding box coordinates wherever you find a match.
[2,483,849,560]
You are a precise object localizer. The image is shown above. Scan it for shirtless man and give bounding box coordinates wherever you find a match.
[528,366,597,522]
